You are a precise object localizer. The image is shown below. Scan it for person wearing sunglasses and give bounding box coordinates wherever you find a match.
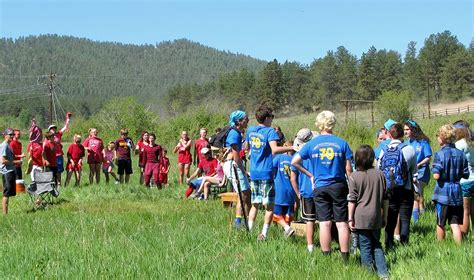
[404,119,432,223]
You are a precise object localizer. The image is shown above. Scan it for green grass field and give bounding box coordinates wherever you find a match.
[1,113,473,279]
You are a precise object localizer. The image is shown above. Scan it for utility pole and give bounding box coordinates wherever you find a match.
[48,70,56,125]
[427,78,431,119]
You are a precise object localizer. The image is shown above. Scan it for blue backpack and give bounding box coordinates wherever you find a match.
[379,143,409,190]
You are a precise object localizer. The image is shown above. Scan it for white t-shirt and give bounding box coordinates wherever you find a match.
[455,139,474,183]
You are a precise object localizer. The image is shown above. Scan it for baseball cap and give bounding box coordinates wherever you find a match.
[201,147,210,155]
[3,128,14,136]
[383,119,397,130]
[294,128,319,152]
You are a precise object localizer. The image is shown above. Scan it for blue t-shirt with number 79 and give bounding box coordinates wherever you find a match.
[246,125,280,180]
[299,134,353,188]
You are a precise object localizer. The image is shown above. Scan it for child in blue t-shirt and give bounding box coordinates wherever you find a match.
[291,128,318,252]
[245,105,294,241]
[272,141,297,238]
[432,124,469,244]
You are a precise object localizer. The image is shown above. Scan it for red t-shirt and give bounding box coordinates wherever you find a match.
[83,136,104,163]
[143,144,162,164]
[52,131,64,156]
[43,139,57,167]
[160,156,170,173]
[115,137,133,160]
[28,142,43,167]
[10,139,22,167]
[194,138,210,163]
[177,140,192,164]
[137,140,149,167]
[67,143,85,162]
[198,157,218,176]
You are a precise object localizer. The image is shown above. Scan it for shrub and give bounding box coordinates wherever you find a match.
[376,90,413,123]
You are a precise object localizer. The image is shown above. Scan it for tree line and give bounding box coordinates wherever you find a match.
[164,31,473,116]
[0,35,266,126]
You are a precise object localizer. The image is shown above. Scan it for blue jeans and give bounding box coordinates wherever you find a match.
[358,229,388,278]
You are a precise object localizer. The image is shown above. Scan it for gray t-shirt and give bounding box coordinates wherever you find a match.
[376,139,418,190]
[0,141,15,174]
[348,168,387,229]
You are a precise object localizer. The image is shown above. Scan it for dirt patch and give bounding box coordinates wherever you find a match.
[430,98,474,110]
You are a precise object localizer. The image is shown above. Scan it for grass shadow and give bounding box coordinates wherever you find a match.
[25,197,70,213]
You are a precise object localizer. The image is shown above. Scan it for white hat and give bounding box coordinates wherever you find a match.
[294,128,319,152]
[48,124,57,131]
[200,147,210,155]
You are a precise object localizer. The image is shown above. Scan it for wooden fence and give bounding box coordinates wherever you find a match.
[412,104,473,119]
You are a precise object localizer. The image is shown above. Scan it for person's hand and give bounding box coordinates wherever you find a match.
[185,178,190,184]
[310,175,316,190]
[348,220,356,232]
[20,153,26,158]
[44,160,50,166]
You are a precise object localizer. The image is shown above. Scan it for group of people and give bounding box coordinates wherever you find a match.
[0,117,175,214]
[195,105,473,279]
[1,107,473,278]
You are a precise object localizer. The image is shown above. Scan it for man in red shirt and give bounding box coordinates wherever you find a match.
[83,128,104,185]
[142,133,163,189]
[42,132,58,183]
[27,142,43,181]
[184,147,218,198]
[115,129,134,184]
[9,129,25,180]
[48,117,69,186]
[193,128,210,166]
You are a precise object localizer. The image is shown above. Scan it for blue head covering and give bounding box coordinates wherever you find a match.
[229,110,246,128]
[383,119,397,130]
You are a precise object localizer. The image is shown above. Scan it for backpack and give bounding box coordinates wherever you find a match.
[209,126,234,149]
[379,143,409,190]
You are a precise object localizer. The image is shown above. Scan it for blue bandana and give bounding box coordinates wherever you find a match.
[229,110,246,128]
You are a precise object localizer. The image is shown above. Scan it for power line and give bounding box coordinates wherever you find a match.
[0,85,47,95]
[0,94,48,104]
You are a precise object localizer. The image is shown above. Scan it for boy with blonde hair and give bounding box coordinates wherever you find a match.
[432,124,469,244]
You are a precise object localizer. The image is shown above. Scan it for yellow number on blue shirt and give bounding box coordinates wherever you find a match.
[319,147,335,160]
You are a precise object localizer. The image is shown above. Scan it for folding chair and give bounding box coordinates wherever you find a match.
[27,170,59,209]
[210,176,230,199]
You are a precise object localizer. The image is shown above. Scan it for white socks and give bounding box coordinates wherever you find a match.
[248,221,254,231]
[261,223,270,237]
[284,225,291,233]
[307,244,314,252]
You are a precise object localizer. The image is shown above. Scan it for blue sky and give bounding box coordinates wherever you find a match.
[0,0,472,64]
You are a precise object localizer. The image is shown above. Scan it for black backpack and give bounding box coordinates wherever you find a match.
[209,126,234,148]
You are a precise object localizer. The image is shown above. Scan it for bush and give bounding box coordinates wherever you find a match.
[376,90,413,123]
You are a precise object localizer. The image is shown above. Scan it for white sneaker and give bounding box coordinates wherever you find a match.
[114,181,119,185]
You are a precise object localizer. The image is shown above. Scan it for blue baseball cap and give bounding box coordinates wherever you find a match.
[384,119,397,130]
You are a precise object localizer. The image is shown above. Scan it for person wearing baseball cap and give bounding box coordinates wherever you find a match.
[184,146,218,198]
[1,128,22,214]
[291,128,319,251]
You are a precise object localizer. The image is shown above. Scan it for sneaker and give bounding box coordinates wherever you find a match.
[284,228,295,239]
[394,235,401,241]
[114,181,119,185]
[257,234,267,241]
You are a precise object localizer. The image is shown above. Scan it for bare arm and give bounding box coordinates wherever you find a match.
[269,141,294,155]
[290,170,300,200]
[345,159,353,177]
[348,202,356,231]
[291,154,314,185]
[417,156,431,168]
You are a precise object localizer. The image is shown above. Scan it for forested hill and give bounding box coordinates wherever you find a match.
[0,35,266,121]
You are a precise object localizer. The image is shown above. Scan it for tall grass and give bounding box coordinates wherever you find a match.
[1,113,473,279]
